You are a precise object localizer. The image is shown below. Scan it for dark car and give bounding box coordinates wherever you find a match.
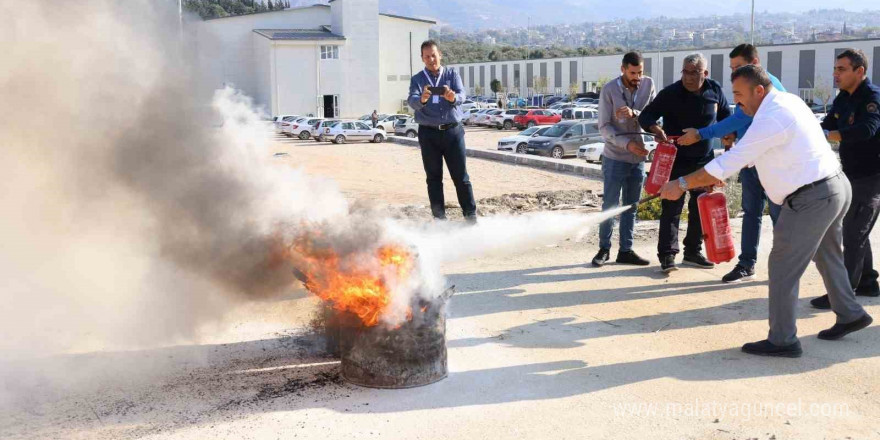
[544,95,567,106]
[526,120,602,159]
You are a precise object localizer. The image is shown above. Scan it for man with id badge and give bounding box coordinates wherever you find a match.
[407,40,477,223]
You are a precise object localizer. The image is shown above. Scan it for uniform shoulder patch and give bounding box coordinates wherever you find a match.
[868,102,879,114]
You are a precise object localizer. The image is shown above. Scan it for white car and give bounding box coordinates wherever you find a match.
[461,99,477,112]
[562,107,599,120]
[489,110,526,130]
[310,119,340,140]
[497,125,553,153]
[274,115,299,133]
[285,117,320,139]
[476,109,503,126]
[464,109,491,126]
[376,114,409,133]
[577,134,658,163]
[323,120,386,144]
[281,116,311,136]
[394,117,419,138]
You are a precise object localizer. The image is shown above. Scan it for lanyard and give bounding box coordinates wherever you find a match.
[423,67,443,88]
[618,77,637,108]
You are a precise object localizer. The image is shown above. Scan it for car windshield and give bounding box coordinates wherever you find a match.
[519,127,540,136]
[541,124,569,137]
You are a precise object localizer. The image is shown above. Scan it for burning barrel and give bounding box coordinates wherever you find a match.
[291,242,450,388]
[337,296,447,389]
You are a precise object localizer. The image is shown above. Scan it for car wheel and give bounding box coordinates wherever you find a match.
[335,135,345,144]
[298,131,310,140]
[527,121,536,128]
[516,143,528,154]
[315,136,323,142]
[406,130,417,138]
[647,150,655,162]
[503,120,512,130]
[373,134,384,143]
[551,146,564,159]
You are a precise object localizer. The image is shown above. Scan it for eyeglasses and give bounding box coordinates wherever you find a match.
[681,69,703,78]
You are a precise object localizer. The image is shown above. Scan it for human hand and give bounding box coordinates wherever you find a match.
[651,127,668,143]
[443,85,456,103]
[421,85,432,104]
[615,106,634,119]
[660,180,685,201]
[678,128,701,146]
[721,133,736,149]
[826,130,842,142]
[627,140,649,157]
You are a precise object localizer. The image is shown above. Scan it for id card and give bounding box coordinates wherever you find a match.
[432,96,439,104]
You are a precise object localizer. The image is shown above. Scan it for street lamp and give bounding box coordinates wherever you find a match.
[750,0,755,45]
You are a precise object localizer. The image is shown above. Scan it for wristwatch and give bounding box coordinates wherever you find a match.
[678,176,688,191]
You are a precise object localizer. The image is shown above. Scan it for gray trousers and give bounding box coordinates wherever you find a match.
[767,172,866,346]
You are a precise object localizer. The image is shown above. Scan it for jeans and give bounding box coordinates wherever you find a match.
[738,166,781,269]
[842,173,880,289]
[417,124,476,219]
[598,157,645,252]
[658,158,708,258]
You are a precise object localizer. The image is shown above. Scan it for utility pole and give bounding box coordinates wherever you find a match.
[750,0,755,45]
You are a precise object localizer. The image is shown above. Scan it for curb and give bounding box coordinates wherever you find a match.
[388,136,603,179]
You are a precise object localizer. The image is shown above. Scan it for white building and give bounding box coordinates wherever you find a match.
[193,0,433,117]
[449,39,880,106]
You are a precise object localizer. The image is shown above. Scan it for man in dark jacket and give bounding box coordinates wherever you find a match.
[812,48,880,309]
[639,53,731,272]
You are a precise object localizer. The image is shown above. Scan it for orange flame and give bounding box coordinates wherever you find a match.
[292,239,414,327]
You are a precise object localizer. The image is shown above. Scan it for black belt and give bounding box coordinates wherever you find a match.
[420,122,459,131]
[786,170,842,202]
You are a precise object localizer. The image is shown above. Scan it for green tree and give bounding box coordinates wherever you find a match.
[490,79,502,94]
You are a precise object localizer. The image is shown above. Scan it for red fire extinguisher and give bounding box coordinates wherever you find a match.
[697,189,736,264]
[644,136,678,195]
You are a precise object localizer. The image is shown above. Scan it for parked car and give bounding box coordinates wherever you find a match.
[464,109,490,125]
[514,109,562,129]
[545,96,567,106]
[561,107,599,120]
[310,119,339,140]
[575,97,598,106]
[323,120,386,144]
[273,115,299,132]
[358,114,387,122]
[577,134,658,163]
[286,118,321,139]
[281,116,311,137]
[461,99,478,112]
[374,114,408,132]
[497,125,554,153]
[394,117,419,138]
[490,110,527,130]
[476,109,503,126]
[526,120,602,159]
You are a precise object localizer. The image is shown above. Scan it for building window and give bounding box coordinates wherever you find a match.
[387,75,398,81]
[320,45,339,60]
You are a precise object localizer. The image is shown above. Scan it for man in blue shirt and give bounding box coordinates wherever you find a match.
[407,40,476,222]
[677,44,786,283]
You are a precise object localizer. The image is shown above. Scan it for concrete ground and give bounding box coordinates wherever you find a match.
[1,141,878,440]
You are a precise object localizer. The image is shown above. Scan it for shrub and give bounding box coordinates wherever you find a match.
[635,176,742,221]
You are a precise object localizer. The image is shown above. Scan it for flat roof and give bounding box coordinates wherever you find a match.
[446,37,880,66]
[253,29,345,41]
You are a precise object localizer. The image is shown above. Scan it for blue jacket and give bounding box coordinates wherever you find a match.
[697,72,785,141]
[407,67,466,126]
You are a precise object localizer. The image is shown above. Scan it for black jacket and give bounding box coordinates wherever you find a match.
[821,78,880,180]
[639,78,731,162]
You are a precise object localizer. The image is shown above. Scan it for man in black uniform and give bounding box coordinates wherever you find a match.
[812,48,880,309]
[639,53,731,272]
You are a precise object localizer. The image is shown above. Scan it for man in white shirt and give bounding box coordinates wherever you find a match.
[658,65,872,358]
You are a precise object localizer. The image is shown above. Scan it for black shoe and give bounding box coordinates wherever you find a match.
[616,250,650,266]
[810,294,831,310]
[855,281,880,297]
[591,248,610,267]
[817,313,873,340]
[682,252,715,269]
[741,339,803,358]
[660,254,677,273]
[722,264,755,283]
[464,215,478,225]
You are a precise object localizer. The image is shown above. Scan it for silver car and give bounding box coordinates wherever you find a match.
[324,120,386,144]
[394,117,419,138]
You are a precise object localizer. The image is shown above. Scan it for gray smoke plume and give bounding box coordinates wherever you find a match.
[0,0,353,356]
